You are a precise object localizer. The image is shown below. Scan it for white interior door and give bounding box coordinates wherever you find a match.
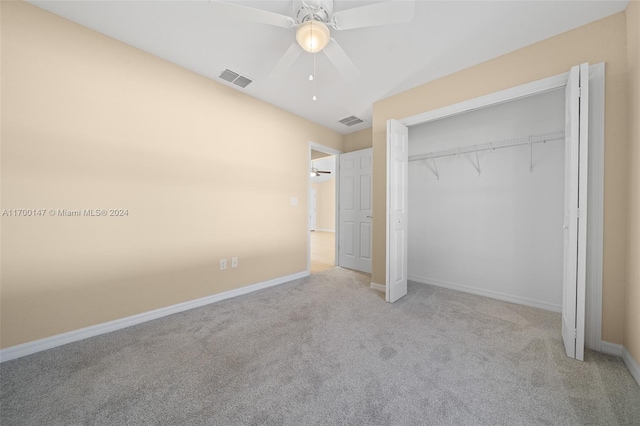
[339,148,373,273]
[562,63,589,361]
[309,188,317,231]
[386,120,409,302]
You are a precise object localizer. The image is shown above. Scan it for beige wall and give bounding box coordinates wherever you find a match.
[625,1,640,364]
[311,149,332,160]
[343,128,372,152]
[0,1,343,348]
[372,12,629,344]
[311,179,335,231]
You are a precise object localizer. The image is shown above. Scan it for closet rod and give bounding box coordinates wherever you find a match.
[408,130,564,162]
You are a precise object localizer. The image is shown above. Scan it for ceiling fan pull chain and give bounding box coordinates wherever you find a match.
[312,51,317,101]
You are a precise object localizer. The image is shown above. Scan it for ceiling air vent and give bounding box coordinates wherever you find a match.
[339,115,364,127]
[219,69,253,88]
[233,76,252,88]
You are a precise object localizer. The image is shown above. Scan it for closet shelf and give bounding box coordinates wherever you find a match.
[408,130,565,162]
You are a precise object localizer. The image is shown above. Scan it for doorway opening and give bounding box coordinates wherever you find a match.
[407,88,566,313]
[386,64,605,359]
[310,151,336,273]
[308,143,341,274]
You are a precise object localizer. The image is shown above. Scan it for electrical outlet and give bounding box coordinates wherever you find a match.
[231,257,238,268]
[220,259,227,270]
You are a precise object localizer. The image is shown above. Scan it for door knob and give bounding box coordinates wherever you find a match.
[366,215,373,219]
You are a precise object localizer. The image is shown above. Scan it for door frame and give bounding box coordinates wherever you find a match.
[309,188,317,231]
[394,64,605,351]
[308,142,342,272]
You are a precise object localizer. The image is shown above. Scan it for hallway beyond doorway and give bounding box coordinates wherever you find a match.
[310,231,334,273]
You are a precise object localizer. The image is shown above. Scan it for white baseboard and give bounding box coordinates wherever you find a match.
[370,282,385,293]
[408,275,562,313]
[622,347,640,387]
[601,342,640,387]
[315,229,335,233]
[0,271,309,363]
[601,341,623,357]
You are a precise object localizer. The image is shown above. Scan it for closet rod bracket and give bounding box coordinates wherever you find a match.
[473,151,481,176]
[529,137,534,173]
[427,158,439,180]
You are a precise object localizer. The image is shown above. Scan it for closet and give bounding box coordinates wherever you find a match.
[407,89,566,312]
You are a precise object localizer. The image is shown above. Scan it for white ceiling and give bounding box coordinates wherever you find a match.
[29,0,628,134]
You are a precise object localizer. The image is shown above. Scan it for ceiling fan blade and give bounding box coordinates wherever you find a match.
[209,1,297,28]
[322,39,360,81]
[269,43,303,78]
[330,0,415,31]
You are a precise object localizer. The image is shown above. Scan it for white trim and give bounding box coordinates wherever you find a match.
[622,347,640,387]
[308,142,342,272]
[370,282,386,292]
[599,343,640,386]
[385,122,391,301]
[401,72,569,127]
[601,341,623,357]
[399,65,605,352]
[409,275,562,313]
[309,142,342,157]
[0,271,309,363]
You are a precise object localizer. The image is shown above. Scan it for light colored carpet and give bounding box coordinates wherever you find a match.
[1,267,639,425]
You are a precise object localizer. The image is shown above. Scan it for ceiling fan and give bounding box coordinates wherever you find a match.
[210,0,415,81]
[310,161,331,177]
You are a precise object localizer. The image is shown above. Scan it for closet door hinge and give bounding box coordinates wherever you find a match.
[577,208,580,218]
[574,329,578,339]
[578,87,582,98]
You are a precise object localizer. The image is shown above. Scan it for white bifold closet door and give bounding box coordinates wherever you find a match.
[386,120,409,303]
[562,63,589,361]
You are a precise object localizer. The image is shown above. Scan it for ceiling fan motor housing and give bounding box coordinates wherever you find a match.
[293,0,333,24]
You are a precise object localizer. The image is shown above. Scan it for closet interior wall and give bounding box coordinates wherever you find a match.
[407,89,565,311]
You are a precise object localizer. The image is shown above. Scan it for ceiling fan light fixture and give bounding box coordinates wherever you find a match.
[296,20,330,53]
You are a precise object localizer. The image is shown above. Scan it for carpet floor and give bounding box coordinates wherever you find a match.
[1,267,639,425]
